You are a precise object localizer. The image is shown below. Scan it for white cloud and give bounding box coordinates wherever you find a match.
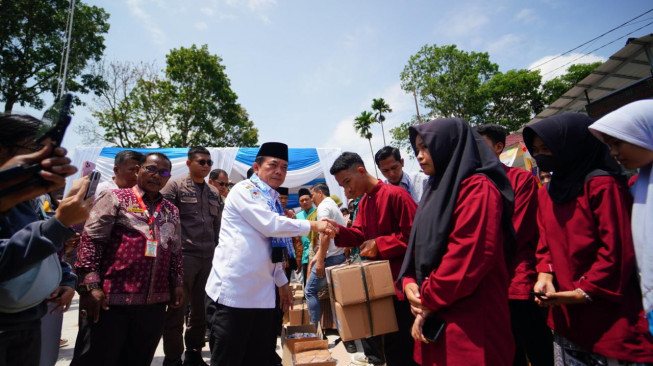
[195,22,208,31]
[247,0,276,12]
[528,53,606,82]
[125,0,166,45]
[319,82,417,175]
[436,5,490,39]
[219,0,276,23]
[515,8,537,23]
[201,7,215,16]
[487,33,523,56]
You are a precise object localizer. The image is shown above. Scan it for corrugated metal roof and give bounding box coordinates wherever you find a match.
[526,33,653,126]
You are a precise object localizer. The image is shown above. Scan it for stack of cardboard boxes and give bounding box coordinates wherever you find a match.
[325,260,398,341]
[281,318,336,365]
[283,282,310,326]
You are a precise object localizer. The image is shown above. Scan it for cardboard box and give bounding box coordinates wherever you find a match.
[327,260,395,306]
[334,296,398,341]
[290,282,303,292]
[281,324,323,366]
[287,303,309,325]
[292,340,336,366]
[293,289,305,302]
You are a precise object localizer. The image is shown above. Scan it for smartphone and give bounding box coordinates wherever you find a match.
[529,291,548,300]
[422,314,446,342]
[81,161,96,177]
[0,93,74,197]
[84,171,101,200]
[37,93,73,147]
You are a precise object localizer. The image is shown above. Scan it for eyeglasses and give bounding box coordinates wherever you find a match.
[195,159,213,167]
[216,181,228,187]
[142,165,171,177]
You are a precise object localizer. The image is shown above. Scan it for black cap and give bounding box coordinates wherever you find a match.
[276,187,289,196]
[298,188,311,198]
[256,142,288,162]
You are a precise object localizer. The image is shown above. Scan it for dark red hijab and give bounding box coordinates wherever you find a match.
[398,118,515,287]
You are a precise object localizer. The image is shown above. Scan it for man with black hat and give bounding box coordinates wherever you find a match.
[204,142,336,366]
[275,186,295,219]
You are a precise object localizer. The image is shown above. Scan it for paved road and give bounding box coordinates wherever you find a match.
[55,295,355,365]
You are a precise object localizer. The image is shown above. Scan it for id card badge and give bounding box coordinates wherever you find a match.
[145,239,158,257]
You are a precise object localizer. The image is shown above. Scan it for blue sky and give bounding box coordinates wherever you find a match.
[16,0,653,173]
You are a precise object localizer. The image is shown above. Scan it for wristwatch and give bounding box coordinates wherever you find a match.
[77,282,101,295]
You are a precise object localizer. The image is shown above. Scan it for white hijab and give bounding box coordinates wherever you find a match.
[589,99,653,313]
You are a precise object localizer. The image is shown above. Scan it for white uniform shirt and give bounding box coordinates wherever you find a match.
[95,179,118,198]
[316,197,346,258]
[386,172,429,204]
[205,179,311,309]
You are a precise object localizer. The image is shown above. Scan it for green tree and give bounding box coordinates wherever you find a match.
[541,62,602,106]
[82,45,259,148]
[0,0,110,112]
[389,118,418,158]
[371,98,392,146]
[400,44,498,123]
[354,110,378,177]
[78,60,167,147]
[480,69,543,132]
[164,44,256,147]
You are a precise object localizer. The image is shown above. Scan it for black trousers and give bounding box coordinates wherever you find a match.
[0,327,40,366]
[70,303,166,366]
[163,256,212,362]
[361,297,419,366]
[207,299,277,366]
[510,299,553,366]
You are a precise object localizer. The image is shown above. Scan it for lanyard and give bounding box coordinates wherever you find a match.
[132,187,162,239]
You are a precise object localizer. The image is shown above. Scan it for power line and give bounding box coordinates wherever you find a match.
[529,8,653,71]
[540,19,653,77]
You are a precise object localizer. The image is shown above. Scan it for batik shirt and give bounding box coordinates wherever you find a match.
[76,186,183,306]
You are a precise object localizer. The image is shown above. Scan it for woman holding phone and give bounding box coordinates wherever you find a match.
[524,113,653,365]
[399,118,516,365]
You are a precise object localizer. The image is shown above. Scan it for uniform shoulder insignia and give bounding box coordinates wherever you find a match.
[249,187,263,200]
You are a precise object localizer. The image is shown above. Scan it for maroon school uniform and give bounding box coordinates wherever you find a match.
[404,175,514,366]
[536,175,653,362]
[504,165,538,299]
[334,180,417,287]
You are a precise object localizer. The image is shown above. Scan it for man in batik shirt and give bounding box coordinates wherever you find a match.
[71,152,184,366]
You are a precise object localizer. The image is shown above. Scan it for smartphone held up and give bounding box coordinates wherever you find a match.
[0,93,74,198]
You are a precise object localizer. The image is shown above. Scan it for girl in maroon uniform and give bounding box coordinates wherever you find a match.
[524,113,653,365]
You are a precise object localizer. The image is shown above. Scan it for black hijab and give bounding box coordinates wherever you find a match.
[523,113,625,204]
[398,118,515,288]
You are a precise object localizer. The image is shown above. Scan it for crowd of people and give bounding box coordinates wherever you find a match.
[1,99,653,366]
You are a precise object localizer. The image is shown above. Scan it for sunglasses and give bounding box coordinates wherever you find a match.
[142,165,172,177]
[195,159,213,167]
[215,181,228,187]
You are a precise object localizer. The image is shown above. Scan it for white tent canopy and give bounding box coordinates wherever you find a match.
[66,147,345,208]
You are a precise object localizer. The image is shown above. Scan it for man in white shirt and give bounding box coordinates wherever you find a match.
[374,146,428,203]
[305,183,347,325]
[95,150,143,195]
[204,142,336,366]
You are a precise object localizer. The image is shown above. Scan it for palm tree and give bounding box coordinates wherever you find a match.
[354,110,378,177]
[371,98,392,146]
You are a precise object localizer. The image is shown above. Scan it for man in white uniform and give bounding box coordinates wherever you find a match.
[374,146,428,203]
[95,150,143,195]
[204,142,335,366]
[305,183,347,325]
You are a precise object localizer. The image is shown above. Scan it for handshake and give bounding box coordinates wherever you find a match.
[309,219,339,238]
